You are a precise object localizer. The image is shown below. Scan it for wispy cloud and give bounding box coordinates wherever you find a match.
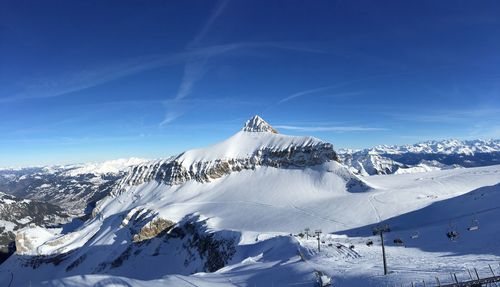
[278,73,406,104]
[187,0,230,49]
[160,0,325,126]
[159,107,186,127]
[0,41,318,106]
[279,86,336,104]
[274,125,386,132]
[160,0,230,126]
[174,59,208,101]
[0,53,189,104]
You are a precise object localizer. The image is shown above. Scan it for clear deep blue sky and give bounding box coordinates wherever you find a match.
[1,1,500,166]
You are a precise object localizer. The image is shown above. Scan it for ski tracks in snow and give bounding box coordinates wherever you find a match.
[289,203,352,229]
[368,193,383,223]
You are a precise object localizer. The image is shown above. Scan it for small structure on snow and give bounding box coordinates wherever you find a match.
[393,238,404,246]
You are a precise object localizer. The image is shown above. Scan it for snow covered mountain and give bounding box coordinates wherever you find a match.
[1,117,499,287]
[118,116,344,188]
[0,192,69,264]
[339,139,499,175]
[0,158,148,216]
[338,151,407,176]
[373,139,500,155]
[0,115,371,285]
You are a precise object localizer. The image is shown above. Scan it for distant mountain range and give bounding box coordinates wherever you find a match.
[338,139,500,176]
[0,158,147,216]
[0,117,498,272]
[0,116,499,286]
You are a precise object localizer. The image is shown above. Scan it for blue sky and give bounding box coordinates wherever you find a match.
[1,1,500,166]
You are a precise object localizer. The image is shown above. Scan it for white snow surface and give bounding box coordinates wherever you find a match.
[62,157,149,176]
[1,118,499,287]
[1,164,499,287]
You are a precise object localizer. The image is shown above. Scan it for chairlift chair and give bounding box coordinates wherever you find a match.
[467,216,479,231]
[393,238,404,246]
[447,221,459,240]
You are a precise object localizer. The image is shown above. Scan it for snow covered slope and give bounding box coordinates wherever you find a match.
[2,165,498,286]
[1,117,499,287]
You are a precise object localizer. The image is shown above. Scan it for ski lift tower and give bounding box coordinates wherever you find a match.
[373,224,390,275]
[315,229,322,252]
[305,227,310,239]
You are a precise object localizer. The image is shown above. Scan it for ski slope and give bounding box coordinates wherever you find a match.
[1,165,498,286]
[0,117,499,286]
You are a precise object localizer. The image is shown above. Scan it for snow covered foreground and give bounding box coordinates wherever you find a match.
[1,117,500,287]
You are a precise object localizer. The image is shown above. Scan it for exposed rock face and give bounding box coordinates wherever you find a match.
[14,232,33,254]
[175,219,237,273]
[119,207,176,242]
[133,218,175,242]
[119,143,338,188]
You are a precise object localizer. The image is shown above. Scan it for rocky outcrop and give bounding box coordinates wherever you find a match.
[133,217,175,243]
[14,232,32,254]
[119,207,176,243]
[118,143,338,188]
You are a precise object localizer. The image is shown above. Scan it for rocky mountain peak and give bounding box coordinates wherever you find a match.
[242,115,278,133]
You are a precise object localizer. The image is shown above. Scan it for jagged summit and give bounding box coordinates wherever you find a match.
[242,115,278,133]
